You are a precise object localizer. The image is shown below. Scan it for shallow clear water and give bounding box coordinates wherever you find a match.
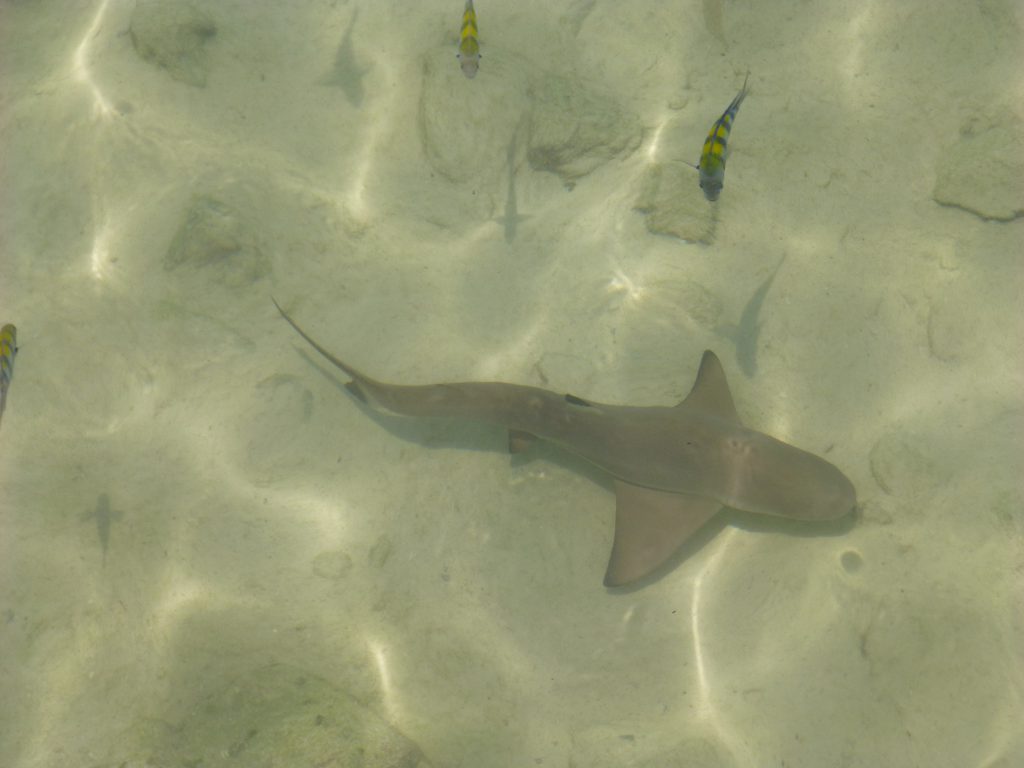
[1,1,1022,766]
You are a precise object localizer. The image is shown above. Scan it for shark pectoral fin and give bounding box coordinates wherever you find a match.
[604,482,722,587]
[508,429,537,454]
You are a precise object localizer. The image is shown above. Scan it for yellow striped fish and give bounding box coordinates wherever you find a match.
[698,73,750,201]
[0,324,16,430]
[457,0,481,79]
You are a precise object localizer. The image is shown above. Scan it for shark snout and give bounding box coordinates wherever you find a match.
[779,452,857,521]
[723,434,857,522]
[815,465,858,520]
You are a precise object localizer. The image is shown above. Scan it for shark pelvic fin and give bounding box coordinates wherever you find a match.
[508,429,537,454]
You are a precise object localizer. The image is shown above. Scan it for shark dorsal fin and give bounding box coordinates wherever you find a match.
[677,350,740,423]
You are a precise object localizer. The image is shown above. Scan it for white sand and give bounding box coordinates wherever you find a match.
[1,1,1022,766]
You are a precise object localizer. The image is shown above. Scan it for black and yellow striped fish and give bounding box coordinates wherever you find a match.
[457,0,481,79]
[0,324,16,431]
[698,73,750,201]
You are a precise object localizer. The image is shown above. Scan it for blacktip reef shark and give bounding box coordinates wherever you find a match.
[273,300,856,587]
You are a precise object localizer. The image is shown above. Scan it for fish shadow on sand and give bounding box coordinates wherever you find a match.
[318,9,370,108]
[81,493,123,567]
[715,257,785,378]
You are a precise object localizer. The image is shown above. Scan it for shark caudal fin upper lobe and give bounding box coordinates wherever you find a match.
[273,298,394,411]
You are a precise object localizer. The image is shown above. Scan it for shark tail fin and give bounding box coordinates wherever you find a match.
[344,381,369,404]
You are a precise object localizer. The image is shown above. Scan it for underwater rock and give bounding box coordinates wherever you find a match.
[933,111,1024,222]
[674,279,724,329]
[526,74,642,183]
[927,294,972,362]
[418,49,528,184]
[571,727,732,768]
[369,533,394,568]
[312,549,354,580]
[418,53,637,192]
[702,0,728,46]
[130,0,217,87]
[869,431,943,500]
[139,663,433,767]
[634,162,713,243]
[164,195,270,287]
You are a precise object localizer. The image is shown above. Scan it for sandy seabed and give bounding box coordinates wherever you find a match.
[1,1,1022,766]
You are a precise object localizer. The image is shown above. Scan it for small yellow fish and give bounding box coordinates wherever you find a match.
[0,324,16,430]
[698,73,750,201]
[457,0,481,79]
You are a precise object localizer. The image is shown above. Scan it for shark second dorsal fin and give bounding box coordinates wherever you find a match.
[677,350,740,424]
[604,481,722,587]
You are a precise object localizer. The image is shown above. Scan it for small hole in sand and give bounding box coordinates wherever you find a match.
[840,550,863,573]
